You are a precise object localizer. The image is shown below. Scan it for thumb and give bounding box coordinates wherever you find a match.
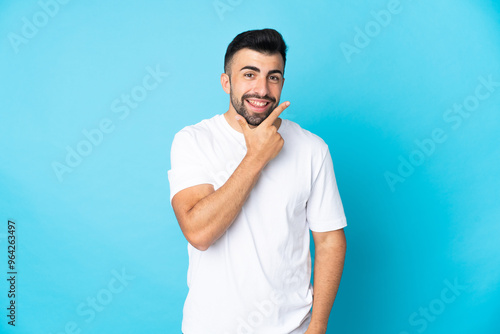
[235,115,249,132]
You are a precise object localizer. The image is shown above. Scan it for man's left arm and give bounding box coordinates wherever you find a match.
[306,228,347,334]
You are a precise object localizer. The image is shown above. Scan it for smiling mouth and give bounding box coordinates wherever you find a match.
[245,99,271,112]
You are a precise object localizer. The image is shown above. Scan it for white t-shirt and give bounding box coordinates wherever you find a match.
[168,113,347,334]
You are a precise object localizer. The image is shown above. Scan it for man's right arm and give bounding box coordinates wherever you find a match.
[171,101,290,251]
[171,154,265,251]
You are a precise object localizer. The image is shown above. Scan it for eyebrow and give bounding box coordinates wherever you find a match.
[240,65,283,77]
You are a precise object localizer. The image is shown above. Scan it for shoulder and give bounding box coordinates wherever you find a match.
[282,119,330,158]
[172,114,220,145]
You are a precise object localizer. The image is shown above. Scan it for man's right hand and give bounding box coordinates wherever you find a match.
[235,101,291,168]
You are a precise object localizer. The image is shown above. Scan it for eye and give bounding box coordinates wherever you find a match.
[244,73,254,78]
[270,75,280,81]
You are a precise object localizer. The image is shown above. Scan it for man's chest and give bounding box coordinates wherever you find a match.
[198,139,313,226]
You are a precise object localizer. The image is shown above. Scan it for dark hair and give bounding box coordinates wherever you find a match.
[224,28,288,76]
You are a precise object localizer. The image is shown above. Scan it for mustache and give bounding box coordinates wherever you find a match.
[242,94,276,103]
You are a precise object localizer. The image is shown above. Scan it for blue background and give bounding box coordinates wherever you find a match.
[1,0,499,333]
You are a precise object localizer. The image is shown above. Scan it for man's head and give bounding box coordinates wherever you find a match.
[221,29,288,126]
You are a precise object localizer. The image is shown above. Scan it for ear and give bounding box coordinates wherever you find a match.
[221,73,231,94]
[282,77,285,88]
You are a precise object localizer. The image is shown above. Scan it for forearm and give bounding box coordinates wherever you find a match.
[308,235,346,333]
[186,155,265,249]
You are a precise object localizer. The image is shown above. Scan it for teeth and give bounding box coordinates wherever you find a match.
[248,100,268,107]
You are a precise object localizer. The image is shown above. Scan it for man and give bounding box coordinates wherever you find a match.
[168,28,347,334]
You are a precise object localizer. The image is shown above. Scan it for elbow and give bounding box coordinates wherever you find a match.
[190,239,210,251]
[177,210,219,251]
[337,233,347,253]
[184,230,212,251]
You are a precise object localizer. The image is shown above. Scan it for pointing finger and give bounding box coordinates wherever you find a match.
[261,101,290,127]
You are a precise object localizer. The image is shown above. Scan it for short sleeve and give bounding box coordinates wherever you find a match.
[167,130,215,204]
[306,147,347,232]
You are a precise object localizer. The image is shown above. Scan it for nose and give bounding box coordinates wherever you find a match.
[252,75,270,98]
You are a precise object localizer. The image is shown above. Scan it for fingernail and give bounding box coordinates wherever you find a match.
[285,101,290,106]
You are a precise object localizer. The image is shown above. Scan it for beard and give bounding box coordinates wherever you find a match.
[230,88,278,126]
